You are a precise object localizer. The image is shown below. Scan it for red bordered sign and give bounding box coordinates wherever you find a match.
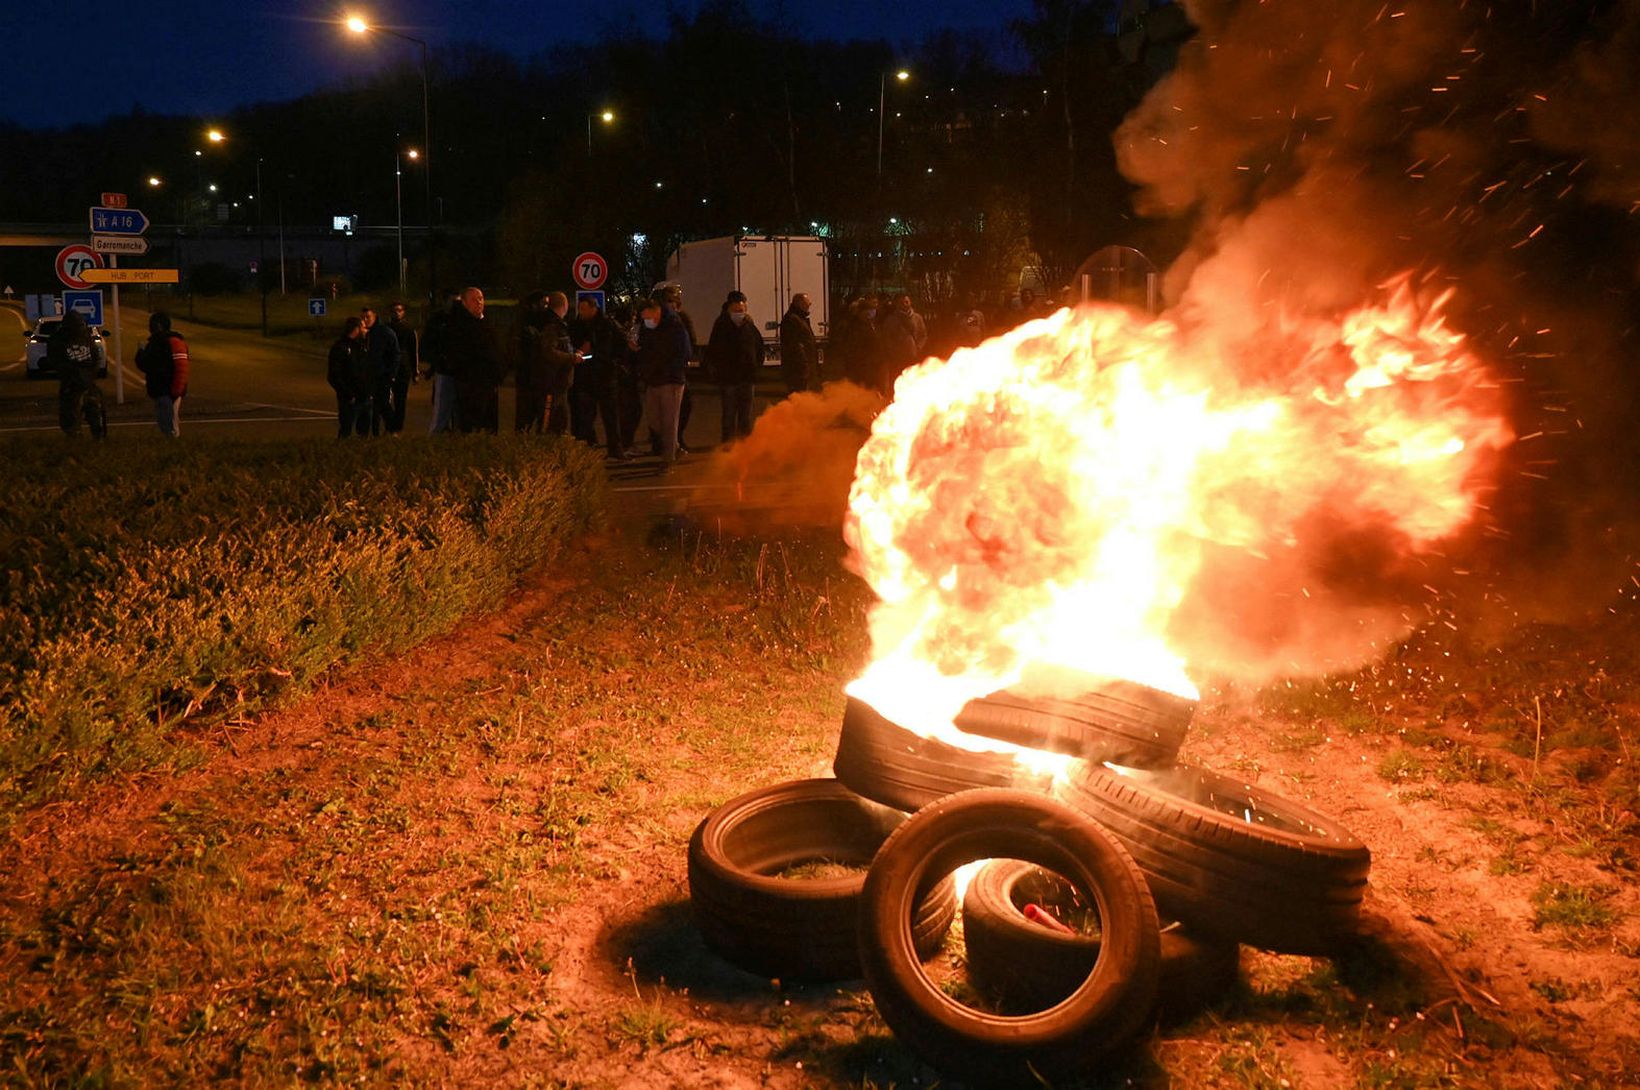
[572,251,608,291]
[55,244,105,290]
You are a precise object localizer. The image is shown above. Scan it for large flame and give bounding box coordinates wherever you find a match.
[844,276,1513,742]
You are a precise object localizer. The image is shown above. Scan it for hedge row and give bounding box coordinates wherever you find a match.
[0,435,606,812]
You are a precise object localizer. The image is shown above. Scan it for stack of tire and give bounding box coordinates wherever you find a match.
[686,678,1371,1085]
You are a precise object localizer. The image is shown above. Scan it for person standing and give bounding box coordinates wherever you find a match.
[540,292,576,435]
[612,304,643,455]
[880,293,927,392]
[956,292,987,347]
[327,316,370,438]
[49,310,107,439]
[386,301,419,433]
[135,311,189,437]
[706,291,765,443]
[447,287,502,434]
[571,295,628,459]
[779,292,817,395]
[514,292,575,434]
[659,284,698,453]
[360,306,400,436]
[424,289,462,433]
[636,296,689,470]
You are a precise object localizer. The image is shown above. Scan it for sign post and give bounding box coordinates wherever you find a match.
[88,201,152,405]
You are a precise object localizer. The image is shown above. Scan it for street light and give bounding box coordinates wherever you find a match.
[345,13,434,302]
[396,147,421,294]
[147,176,162,188]
[587,107,614,158]
[877,68,911,184]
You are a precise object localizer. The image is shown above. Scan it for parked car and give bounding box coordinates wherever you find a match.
[24,317,108,379]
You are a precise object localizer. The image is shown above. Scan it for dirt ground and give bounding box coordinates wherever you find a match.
[2,483,1637,1087]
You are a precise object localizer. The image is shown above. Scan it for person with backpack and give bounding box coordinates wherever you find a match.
[135,311,190,436]
[48,310,107,439]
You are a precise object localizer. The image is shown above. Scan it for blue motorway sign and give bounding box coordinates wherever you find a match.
[89,206,150,235]
[62,290,104,327]
[308,298,327,317]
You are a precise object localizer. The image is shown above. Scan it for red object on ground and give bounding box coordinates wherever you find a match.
[1023,902,1077,934]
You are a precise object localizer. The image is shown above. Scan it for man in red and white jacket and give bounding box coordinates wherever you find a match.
[136,311,190,436]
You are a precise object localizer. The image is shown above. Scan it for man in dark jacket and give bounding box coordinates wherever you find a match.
[386,301,419,433]
[659,284,698,453]
[636,296,690,469]
[49,310,107,439]
[570,295,628,459]
[515,292,577,434]
[135,311,190,436]
[447,287,502,434]
[327,316,370,438]
[705,291,765,443]
[779,292,818,396]
[361,305,400,436]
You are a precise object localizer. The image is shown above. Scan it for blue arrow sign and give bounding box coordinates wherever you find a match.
[89,206,149,235]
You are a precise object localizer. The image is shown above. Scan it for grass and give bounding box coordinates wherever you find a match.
[0,434,606,813]
[1530,881,1619,936]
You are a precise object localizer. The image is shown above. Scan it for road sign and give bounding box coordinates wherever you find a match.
[91,235,150,255]
[309,298,327,317]
[88,206,149,235]
[572,251,608,291]
[101,192,128,209]
[575,290,606,313]
[62,290,104,328]
[55,244,104,289]
[79,268,179,285]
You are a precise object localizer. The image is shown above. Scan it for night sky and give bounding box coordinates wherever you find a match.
[2,0,1034,131]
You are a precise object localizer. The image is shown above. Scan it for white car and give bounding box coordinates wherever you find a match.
[24,317,108,379]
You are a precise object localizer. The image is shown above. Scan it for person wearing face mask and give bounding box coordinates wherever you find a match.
[705,290,766,443]
[779,292,818,395]
[879,292,927,392]
[636,295,691,470]
[838,294,883,390]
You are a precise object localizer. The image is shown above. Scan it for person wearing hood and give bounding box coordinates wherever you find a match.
[135,311,190,436]
[705,290,765,443]
[779,292,817,395]
[49,310,107,439]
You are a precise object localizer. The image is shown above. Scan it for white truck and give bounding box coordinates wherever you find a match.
[660,235,829,360]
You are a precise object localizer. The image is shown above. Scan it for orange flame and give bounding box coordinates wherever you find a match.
[844,276,1512,740]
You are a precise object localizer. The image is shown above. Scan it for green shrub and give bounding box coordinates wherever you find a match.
[0,436,605,811]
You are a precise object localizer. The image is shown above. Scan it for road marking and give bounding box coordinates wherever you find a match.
[241,401,334,417]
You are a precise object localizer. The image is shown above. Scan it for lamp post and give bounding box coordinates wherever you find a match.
[877,68,910,183]
[586,108,614,158]
[347,14,434,303]
[396,148,420,294]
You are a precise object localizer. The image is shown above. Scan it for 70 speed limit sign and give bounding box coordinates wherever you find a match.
[56,244,105,290]
[571,251,608,291]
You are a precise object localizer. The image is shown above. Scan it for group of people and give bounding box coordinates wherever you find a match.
[50,309,190,439]
[329,283,819,471]
[324,302,421,438]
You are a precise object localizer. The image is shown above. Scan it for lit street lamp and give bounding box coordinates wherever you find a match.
[587,107,614,158]
[877,68,910,183]
[346,13,435,302]
[397,148,421,294]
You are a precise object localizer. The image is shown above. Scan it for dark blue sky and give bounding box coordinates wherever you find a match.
[1,0,1034,130]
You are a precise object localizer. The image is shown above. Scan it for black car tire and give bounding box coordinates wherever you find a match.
[832,696,1050,813]
[955,678,1194,766]
[859,789,1161,1085]
[687,778,956,981]
[1055,762,1371,954]
[961,859,1238,1022]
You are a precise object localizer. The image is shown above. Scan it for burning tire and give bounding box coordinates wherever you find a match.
[961,859,1239,1022]
[955,678,1194,765]
[1055,763,1371,954]
[859,789,1161,1084]
[833,696,1050,813]
[687,778,956,981]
